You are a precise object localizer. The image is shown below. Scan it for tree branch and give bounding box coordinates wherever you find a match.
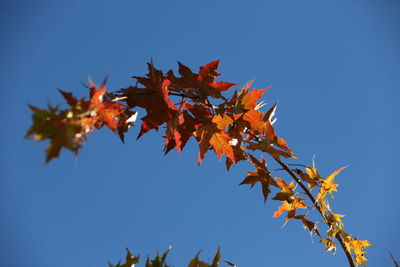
[273,157,355,267]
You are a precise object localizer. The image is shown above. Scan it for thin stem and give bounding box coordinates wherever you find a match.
[270,168,285,172]
[286,163,308,168]
[274,157,355,267]
[168,92,189,98]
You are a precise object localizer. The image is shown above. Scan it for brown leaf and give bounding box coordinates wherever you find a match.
[239,154,277,202]
[26,105,82,162]
[246,139,294,159]
[58,89,78,106]
[293,169,319,190]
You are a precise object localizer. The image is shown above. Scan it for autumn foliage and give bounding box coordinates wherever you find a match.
[27,59,371,266]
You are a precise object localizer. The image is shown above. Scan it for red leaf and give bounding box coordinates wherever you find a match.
[169,60,237,99]
[120,63,178,137]
[163,103,195,154]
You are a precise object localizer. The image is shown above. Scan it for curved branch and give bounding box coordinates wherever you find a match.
[273,157,355,267]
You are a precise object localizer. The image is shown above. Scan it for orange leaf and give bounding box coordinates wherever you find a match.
[239,154,277,202]
[273,197,308,219]
[85,78,124,132]
[194,114,234,164]
[233,81,268,111]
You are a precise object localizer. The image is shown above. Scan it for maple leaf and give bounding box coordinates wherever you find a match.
[316,166,347,204]
[241,110,266,134]
[262,104,294,156]
[305,158,321,180]
[168,59,237,100]
[145,245,172,267]
[120,63,178,137]
[108,248,140,267]
[349,239,372,267]
[239,108,294,159]
[27,78,133,162]
[320,238,337,254]
[164,112,185,153]
[341,231,372,267]
[273,197,308,222]
[272,177,295,203]
[293,169,319,190]
[328,213,345,229]
[225,144,246,171]
[239,154,278,202]
[163,102,196,154]
[327,226,342,239]
[301,217,321,237]
[188,248,221,267]
[26,105,82,162]
[246,138,294,159]
[294,159,323,190]
[83,78,125,132]
[58,89,78,106]
[234,109,275,143]
[194,114,235,164]
[231,81,268,112]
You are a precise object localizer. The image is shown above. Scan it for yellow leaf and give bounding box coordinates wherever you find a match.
[320,238,336,254]
[316,166,347,203]
[327,226,341,238]
[328,213,345,229]
[273,197,308,221]
[348,238,372,267]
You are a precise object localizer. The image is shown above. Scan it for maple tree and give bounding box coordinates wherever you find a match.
[27,59,372,267]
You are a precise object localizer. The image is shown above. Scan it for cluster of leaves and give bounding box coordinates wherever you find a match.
[27,60,371,266]
[26,78,136,162]
[109,247,232,267]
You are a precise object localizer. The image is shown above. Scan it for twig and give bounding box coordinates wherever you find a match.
[390,252,399,267]
[286,163,308,168]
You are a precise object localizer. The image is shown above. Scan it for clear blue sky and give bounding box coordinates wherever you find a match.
[1,0,399,266]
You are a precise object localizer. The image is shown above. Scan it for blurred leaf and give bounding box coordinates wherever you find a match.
[146,245,172,267]
[109,248,140,267]
[188,248,221,267]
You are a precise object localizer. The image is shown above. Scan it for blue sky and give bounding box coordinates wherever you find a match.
[1,0,399,266]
